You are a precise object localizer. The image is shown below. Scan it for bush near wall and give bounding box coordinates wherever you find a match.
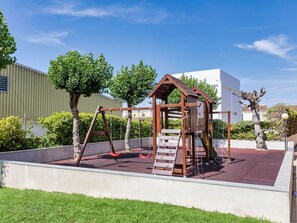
[39,112,152,147]
[0,116,36,152]
[265,104,297,140]
[229,121,284,141]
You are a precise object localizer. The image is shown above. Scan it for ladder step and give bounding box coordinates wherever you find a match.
[158,141,179,147]
[153,162,174,168]
[90,131,106,136]
[152,169,173,176]
[161,129,181,134]
[159,135,180,141]
[157,148,178,154]
[155,155,176,161]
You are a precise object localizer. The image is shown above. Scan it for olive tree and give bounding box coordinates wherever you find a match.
[48,51,113,159]
[168,74,220,108]
[239,88,267,150]
[0,10,17,69]
[109,60,157,150]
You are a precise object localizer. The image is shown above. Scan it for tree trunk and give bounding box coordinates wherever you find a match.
[251,108,267,150]
[70,93,81,159]
[125,103,132,151]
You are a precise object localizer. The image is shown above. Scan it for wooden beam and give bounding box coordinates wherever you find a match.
[227,111,231,161]
[213,111,230,114]
[100,107,151,111]
[181,95,187,177]
[152,95,157,158]
[159,102,202,108]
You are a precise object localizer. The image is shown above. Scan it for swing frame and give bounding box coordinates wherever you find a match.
[76,106,152,166]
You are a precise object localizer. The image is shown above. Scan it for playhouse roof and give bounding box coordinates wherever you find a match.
[192,86,214,104]
[148,74,198,100]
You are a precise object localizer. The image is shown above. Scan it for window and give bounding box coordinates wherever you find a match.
[0,76,8,92]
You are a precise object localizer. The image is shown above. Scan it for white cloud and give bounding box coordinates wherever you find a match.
[43,2,170,24]
[45,2,111,17]
[27,31,69,45]
[234,34,295,60]
[240,74,297,107]
[280,67,297,71]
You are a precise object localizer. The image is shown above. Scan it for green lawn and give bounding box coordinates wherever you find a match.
[0,188,270,223]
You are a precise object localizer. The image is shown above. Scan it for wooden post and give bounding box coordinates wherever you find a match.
[76,106,100,166]
[164,96,169,129]
[152,95,157,158]
[101,110,116,155]
[227,111,231,161]
[181,95,187,177]
[205,102,209,160]
[191,133,196,171]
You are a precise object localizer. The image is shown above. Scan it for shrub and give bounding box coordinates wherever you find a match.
[230,121,255,140]
[229,120,274,140]
[0,116,36,152]
[39,112,152,146]
[265,103,297,140]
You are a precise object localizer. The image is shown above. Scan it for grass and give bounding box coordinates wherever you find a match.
[0,188,270,223]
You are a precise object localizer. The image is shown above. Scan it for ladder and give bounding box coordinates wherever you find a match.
[152,129,181,176]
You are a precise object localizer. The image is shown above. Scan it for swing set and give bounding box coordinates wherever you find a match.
[76,106,153,166]
[76,74,231,178]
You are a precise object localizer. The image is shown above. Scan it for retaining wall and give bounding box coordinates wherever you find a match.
[0,139,294,223]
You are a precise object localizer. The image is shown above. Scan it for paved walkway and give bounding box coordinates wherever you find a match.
[291,151,297,223]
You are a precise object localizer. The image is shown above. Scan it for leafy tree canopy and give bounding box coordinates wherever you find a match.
[168,74,220,109]
[48,50,113,159]
[265,103,297,138]
[0,10,17,70]
[109,60,157,106]
[48,51,113,97]
[265,103,294,121]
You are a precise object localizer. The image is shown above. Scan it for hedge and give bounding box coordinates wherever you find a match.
[1,112,292,151]
[39,112,152,147]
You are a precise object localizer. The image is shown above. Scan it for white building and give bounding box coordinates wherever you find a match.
[172,69,242,124]
[242,105,267,121]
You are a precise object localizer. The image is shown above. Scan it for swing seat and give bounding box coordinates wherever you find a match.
[139,153,151,159]
[109,151,121,157]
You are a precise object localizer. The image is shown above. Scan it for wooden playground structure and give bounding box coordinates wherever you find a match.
[76,74,231,178]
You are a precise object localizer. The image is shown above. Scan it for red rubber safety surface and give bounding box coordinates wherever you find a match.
[49,148,284,186]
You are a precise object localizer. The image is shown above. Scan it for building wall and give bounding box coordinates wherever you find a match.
[172,69,242,123]
[242,111,266,121]
[0,63,122,119]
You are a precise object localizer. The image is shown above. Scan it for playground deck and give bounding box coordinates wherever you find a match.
[49,148,284,186]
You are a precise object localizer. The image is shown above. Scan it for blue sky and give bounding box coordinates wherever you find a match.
[1,0,297,107]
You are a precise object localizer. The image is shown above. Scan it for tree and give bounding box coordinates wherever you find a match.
[109,60,157,150]
[48,51,113,159]
[168,74,220,109]
[239,88,267,150]
[0,10,17,70]
[265,103,297,140]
